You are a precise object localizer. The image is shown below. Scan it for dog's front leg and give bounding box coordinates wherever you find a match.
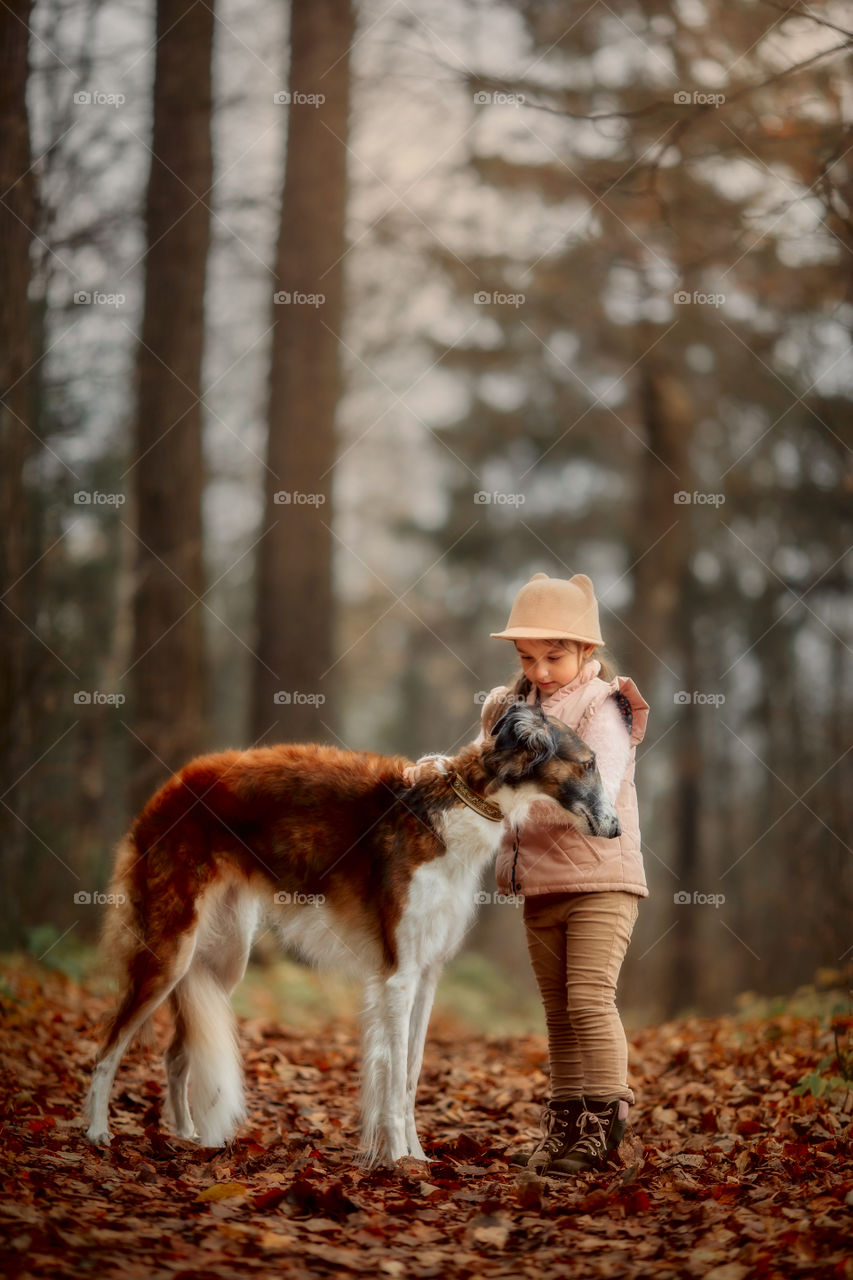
[358,973,416,1165]
[405,962,440,1161]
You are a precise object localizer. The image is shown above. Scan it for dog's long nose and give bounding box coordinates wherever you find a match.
[596,800,620,839]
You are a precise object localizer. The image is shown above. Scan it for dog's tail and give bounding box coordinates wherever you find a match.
[98,832,158,1048]
[170,962,246,1147]
[358,978,391,1167]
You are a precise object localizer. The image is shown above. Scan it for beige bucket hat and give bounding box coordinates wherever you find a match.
[490,572,604,644]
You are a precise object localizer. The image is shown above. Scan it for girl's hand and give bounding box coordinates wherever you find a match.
[403,755,450,786]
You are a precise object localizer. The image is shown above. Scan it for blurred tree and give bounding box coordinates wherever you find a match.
[251,0,354,743]
[0,0,38,943]
[3,0,848,1018]
[129,0,214,806]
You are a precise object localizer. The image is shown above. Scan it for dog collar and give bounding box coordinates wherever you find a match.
[449,773,503,822]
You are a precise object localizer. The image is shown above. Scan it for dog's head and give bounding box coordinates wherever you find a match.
[480,703,620,838]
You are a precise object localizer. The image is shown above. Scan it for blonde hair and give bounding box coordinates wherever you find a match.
[483,640,619,733]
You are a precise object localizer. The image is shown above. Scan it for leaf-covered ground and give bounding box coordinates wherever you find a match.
[1,961,851,1279]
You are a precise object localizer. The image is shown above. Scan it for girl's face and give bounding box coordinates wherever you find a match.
[515,638,595,696]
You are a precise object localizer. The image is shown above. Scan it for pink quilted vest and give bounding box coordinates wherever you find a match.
[492,662,650,898]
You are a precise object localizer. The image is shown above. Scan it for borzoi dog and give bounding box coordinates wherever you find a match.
[83,704,619,1164]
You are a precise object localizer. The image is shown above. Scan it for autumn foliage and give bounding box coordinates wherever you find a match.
[1,961,851,1279]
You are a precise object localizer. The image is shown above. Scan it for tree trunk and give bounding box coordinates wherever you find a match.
[0,0,37,944]
[625,363,693,696]
[627,362,702,1016]
[129,0,213,808]
[669,578,702,1015]
[251,0,354,744]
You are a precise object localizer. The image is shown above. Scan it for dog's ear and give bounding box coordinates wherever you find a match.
[490,704,557,768]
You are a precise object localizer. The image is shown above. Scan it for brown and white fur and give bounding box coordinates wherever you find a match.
[83,704,619,1164]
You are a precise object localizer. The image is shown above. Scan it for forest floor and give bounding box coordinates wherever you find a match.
[1,958,851,1280]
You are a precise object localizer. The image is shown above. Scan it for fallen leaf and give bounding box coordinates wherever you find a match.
[195,1181,249,1203]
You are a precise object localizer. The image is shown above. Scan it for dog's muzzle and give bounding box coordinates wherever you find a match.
[573,800,620,839]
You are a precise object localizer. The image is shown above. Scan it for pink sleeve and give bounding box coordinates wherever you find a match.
[582,695,631,803]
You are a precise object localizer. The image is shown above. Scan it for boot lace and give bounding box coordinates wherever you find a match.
[530,1107,574,1163]
[569,1104,609,1159]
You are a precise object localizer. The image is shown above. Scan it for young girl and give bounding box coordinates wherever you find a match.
[406,571,649,1176]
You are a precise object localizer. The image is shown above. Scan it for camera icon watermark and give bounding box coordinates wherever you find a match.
[73,90,126,108]
[273,490,326,506]
[673,490,725,506]
[674,890,725,908]
[673,290,725,307]
[273,691,326,706]
[673,90,725,108]
[473,290,525,307]
[73,490,126,506]
[74,890,127,905]
[474,890,524,906]
[474,491,525,507]
[475,691,524,706]
[273,890,325,906]
[273,91,325,107]
[273,291,325,307]
[473,90,525,107]
[73,690,126,706]
[674,690,725,707]
[73,291,126,308]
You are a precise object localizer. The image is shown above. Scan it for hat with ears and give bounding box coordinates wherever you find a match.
[490,572,604,645]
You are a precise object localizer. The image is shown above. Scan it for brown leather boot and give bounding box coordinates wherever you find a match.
[508,1098,585,1171]
[548,1097,629,1175]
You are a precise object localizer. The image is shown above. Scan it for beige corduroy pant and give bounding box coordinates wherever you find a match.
[523,890,640,1105]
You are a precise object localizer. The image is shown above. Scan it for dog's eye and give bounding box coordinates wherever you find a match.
[584,758,595,772]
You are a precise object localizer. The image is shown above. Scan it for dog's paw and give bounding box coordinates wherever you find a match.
[85,1126,113,1147]
[173,1128,201,1143]
[193,1131,232,1149]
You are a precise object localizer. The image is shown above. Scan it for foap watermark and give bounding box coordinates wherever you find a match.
[474,491,525,507]
[474,690,524,705]
[74,490,126,506]
[673,490,725,506]
[273,290,325,307]
[474,891,525,906]
[674,890,725,909]
[73,90,126,108]
[473,90,525,107]
[673,90,725,108]
[674,290,725,308]
[273,891,325,906]
[73,291,126,308]
[273,91,325,107]
[73,690,126,706]
[674,691,726,707]
[274,691,326,706]
[273,490,326,506]
[474,290,525,308]
[74,890,127,906]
